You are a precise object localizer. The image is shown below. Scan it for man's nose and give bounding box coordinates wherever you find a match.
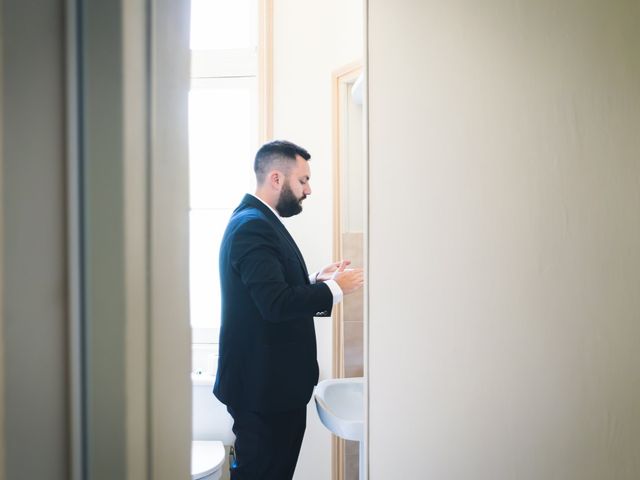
[305,184,312,196]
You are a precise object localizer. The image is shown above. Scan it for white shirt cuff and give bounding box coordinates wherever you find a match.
[309,272,319,284]
[324,279,343,305]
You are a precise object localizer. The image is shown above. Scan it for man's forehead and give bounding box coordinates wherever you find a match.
[294,155,311,177]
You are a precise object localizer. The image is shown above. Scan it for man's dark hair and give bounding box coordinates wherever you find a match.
[254,140,311,184]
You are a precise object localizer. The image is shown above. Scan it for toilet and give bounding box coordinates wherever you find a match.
[191,369,234,479]
[192,440,226,480]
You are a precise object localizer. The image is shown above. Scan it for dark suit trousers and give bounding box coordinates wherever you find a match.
[227,406,307,480]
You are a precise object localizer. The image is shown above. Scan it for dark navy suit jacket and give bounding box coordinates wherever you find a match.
[213,194,333,413]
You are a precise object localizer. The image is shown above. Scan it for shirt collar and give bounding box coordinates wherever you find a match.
[249,193,283,224]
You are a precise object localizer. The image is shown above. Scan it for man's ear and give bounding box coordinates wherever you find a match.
[268,170,283,190]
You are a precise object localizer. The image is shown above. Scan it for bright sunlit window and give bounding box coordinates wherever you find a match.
[189,0,260,344]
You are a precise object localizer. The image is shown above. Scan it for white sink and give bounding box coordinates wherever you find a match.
[314,377,364,442]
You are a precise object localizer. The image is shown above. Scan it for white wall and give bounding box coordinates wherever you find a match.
[272,1,363,479]
[368,1,640,479]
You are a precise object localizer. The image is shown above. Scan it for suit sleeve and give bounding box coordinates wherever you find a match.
[230,219,333,323]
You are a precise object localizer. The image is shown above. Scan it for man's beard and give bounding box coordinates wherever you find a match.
[275,182,305,217]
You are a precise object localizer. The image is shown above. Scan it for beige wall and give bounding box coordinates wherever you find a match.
[1,0,69,478]
[272,0,363,479]
[0,3,4,476]
[368,1,640,478]
[148,1,192,478]
[0,1,191,478]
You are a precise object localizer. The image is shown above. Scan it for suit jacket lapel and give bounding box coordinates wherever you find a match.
[278,226,309,278]
[239,194,310,280]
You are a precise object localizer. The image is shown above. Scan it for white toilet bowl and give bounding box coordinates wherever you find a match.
[192,440,225,480]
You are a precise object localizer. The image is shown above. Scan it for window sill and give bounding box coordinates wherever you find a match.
[191,372,216,386]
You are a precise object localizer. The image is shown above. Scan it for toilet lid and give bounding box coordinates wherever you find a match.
[192,441,225,479]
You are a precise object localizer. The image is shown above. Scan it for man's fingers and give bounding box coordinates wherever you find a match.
[335,267,365,294]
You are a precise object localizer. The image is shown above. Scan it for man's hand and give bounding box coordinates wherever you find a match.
[316,260,352,283]
[332,264,364,295]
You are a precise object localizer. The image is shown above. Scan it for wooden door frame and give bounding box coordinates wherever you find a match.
[331,60,364,480]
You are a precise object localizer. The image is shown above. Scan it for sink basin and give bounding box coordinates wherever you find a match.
[314,377,364,442]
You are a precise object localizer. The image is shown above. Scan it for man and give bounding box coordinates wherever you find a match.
[214,140,364,479]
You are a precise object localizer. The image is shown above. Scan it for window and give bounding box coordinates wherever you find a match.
[189,0,263,347]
